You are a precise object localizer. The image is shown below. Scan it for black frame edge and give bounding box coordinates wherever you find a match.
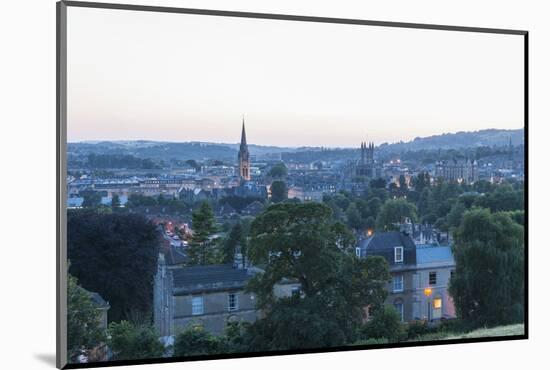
[62,0,527,35]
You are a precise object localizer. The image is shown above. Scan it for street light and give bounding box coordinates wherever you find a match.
[423,288,433,322]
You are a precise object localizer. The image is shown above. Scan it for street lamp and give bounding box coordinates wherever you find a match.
[423,288,433,322]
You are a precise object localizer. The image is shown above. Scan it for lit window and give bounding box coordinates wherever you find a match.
[394,247,404,263]
[191,296,204,315]
[393,275,404,292]
[228,293,239,312]
[429,272,437,285]
[433,298,442,319]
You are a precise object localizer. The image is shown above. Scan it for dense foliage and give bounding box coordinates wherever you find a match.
[108,321,164,360]
[187,202,218,265]
[68,210,160,322]
[67,274,106,362]
[449,209,524,327]
[244,203,391,349]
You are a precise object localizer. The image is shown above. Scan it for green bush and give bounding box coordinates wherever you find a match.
[173,326,223,357]
[406,320,436,339]
[362,306,407,342]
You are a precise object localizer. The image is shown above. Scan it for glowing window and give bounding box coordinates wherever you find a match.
[433,298,442,309]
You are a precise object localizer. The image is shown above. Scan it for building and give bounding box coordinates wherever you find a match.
[435,158,479,184]
[356,231,456,323]
[346,141,382,180]
[238,118,251,181]
[154,254,300,337]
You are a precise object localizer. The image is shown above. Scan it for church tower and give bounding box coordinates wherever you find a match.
[238,118,251,181]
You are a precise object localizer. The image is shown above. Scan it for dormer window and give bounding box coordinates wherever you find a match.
[355,247,361,257]
[394,246,404,263]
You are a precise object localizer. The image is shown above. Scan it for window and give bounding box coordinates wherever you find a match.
[228,293,239,312]
[355,247,361,258]
[429,271,437,285]
[394,246,403,263]
[191,296,204,315]
[393,300,404,322]
[291,286,301,297]
[432,298,442,319]
[393,275,404,292]
[450,270,455,280]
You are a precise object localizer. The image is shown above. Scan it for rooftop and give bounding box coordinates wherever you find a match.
[171,264,255,295]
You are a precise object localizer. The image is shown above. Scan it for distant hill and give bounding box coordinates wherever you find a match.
[378,128,524,153]
[68,128,524,162]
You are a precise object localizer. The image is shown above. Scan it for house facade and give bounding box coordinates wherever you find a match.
[356,231,456,323]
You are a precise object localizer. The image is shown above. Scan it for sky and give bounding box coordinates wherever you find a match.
[67,6,524,147]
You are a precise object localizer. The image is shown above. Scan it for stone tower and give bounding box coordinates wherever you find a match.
[238,118,251,181]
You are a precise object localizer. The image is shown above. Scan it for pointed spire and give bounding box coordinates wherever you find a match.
[240,116,247,147]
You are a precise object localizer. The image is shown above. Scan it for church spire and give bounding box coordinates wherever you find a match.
[240,116,247,148]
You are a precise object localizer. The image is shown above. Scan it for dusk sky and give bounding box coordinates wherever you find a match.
[67,6,524,147]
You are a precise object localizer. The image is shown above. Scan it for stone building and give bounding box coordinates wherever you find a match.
[435,158,479,184]
[154,248,301,337]
[356,231,456,323]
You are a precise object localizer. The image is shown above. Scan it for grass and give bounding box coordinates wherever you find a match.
[445,324,524,339]
[409,323,524,342]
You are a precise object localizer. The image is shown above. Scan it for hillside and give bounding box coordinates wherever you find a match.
[68,128,524,162]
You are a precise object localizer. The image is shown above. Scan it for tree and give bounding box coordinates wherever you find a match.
[246,203,391,348]
[173,326,223,357]
[67,274,106,362]
[111,194,121,208]
[346,202,363,231]
[446,201,466,230]
[270,180,288,203]
[221,221,248,265]
[187,202,218,265]
[81,190,102,208]
[268,163,288,178]
[370,178,386,189]
[108,321,164,361]
[362,306,406,342]
[68,210,160,322]
[375,199,418,231]
[398,175,408,193]
[449,209,524,328]
[412,172,430,193]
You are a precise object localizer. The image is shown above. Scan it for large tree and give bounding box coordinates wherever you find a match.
[245,203,390,349]
[67,274,106,362]
[449,209,524,328]
[68,210,160,322]
[375,198,418,231]
[187,202,218,265]
[270,180,288,203]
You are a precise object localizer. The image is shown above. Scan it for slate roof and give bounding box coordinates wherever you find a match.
[416,245,455,268]
[172,264,255,295]
[164,246,187,266]
[359,231,416,250]
[357,231,417,268]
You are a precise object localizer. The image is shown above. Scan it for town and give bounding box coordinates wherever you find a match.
[66,120,525,363]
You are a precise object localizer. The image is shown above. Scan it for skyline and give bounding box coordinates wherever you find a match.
[67,7,524,147]
[68,124,523,149]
